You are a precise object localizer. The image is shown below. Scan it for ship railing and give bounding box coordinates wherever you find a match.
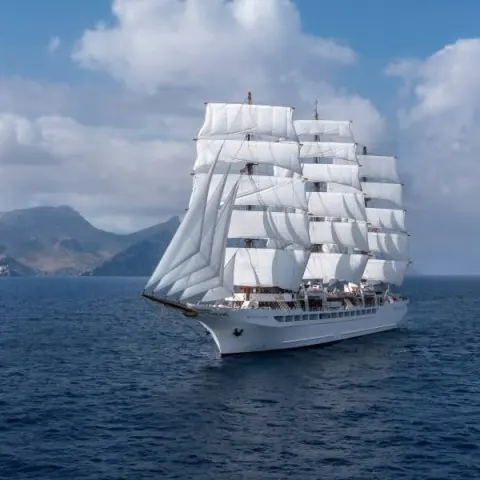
[221,302,378,313]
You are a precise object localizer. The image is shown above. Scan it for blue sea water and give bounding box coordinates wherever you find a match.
[0,276,479,479]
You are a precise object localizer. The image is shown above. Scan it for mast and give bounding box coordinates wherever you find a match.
[294,113,368,286]
[243,91,254,298]
[244,91,254,250]
[311,100,322,255]
[179,96,309,303]
[358,149,410,287]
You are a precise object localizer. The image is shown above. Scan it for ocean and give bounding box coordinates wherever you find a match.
[0,276,479,479]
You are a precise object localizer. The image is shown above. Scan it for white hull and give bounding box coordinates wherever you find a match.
[195,300,408,355]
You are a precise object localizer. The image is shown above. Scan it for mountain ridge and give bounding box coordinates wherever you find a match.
[0,206,178,276]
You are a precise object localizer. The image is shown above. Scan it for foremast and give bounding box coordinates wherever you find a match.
[143,93,311,308]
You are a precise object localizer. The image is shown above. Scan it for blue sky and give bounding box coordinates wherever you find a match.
[298,0,480,118]
[0,0,109,82]
[1,0,478,103]
[1,0,479,274]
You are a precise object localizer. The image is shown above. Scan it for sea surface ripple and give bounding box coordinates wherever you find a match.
[0,276,479,479]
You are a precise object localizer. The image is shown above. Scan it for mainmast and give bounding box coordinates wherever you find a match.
[311,99,323,255]
[243,91,254,299]
[244,91,254,250]
[294,110,369,286]
[312,101,321,190]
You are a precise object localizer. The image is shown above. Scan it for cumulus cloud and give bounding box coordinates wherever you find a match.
[387,39,480,212]
[387,38,480,273]
[73,0,357,96]
[1,0,388,234]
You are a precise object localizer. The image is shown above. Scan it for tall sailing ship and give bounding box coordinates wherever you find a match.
[142,93,410,356]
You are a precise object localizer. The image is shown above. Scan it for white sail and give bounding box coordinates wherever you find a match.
[229,210,310,248]
[308,192,366,221]
[194,173,308,211]
[299,142,357,163]
[225,247,310,291]
[302,163,360,190]
[145,159,219,291]
[294,119,352,138]
[198,103,297,140]
[366,207,406,232]
[201,253,237,303]
[166,180,239,299]
[194,139,302,174]
[273,166,294,178]
[362,259,409,286]
[309,221,368,251]
[154,169,231,292]
[367,232,409,261]
[326,182,362,194]
[359,155,399,183]
[304,253,368,284]
[361,182,403,209]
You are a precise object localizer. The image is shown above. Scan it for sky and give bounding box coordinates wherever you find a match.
[0,0,480,275]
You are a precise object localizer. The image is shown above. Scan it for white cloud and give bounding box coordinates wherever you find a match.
[1,0,387,234]
[387,38,480,273]
[387,39,480,213]
[73,0,357,96]
[0,114,192,232]
[47,36,61,54]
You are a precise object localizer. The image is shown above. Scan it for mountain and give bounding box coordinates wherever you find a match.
[0,255,40,277]
[84,217,179,276]
[0,206,178,276]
